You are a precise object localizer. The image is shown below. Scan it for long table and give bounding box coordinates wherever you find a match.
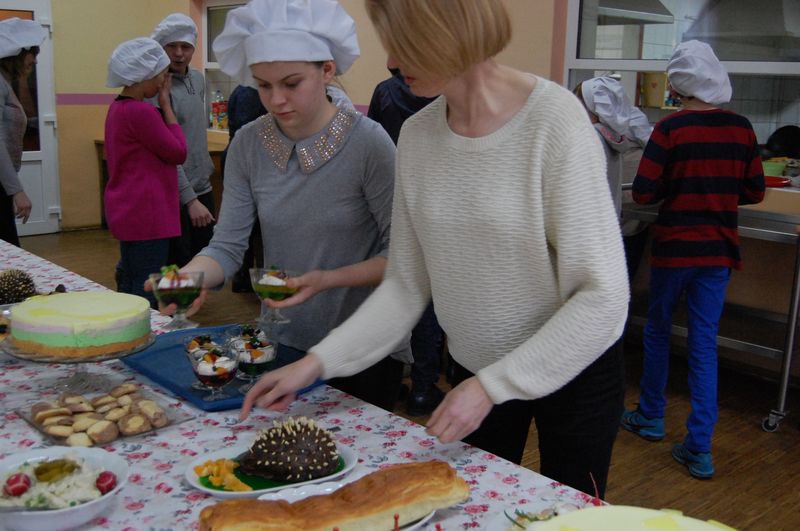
[0,240,594,530]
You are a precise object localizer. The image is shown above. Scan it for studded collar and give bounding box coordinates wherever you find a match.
[258,107,358,174]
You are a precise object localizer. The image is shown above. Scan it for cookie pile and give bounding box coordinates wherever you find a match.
[28,383,169,447]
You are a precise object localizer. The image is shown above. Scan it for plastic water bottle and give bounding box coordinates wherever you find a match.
[211,90,224,128]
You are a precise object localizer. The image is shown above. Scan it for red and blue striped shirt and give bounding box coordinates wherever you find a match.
[632,109,765,269]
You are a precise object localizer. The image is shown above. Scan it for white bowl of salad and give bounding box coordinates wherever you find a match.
[0,447,128,531]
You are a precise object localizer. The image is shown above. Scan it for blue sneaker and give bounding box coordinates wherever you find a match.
[672,443,714,479]
[620,408,665,441]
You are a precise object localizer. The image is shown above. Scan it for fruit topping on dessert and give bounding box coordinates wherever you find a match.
[194,459,252,492]
[258,270,288,286]
[238,417,340,482]
[157,265,198,289]
[186,335,219,352]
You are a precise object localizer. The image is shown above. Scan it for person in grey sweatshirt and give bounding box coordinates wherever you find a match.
[151,13,216,266]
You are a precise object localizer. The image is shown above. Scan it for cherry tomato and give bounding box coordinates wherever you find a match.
[3,473,31,497]
[95,471,117,494]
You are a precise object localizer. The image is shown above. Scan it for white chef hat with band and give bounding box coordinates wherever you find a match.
[0,18,47,60]
[213,0,360,86]
[667,40,732,105]
[581,77,652,148]
[151,13,197,47]
[106,37,171,88]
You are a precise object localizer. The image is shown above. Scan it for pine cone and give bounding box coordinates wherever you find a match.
[0,269,37,304]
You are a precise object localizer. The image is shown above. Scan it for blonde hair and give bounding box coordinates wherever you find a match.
[365,0,511,79]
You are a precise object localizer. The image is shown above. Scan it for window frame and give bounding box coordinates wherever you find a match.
[563,0,800,82]
[203,0,245,70]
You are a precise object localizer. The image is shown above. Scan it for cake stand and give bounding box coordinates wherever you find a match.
[0,334,156,393]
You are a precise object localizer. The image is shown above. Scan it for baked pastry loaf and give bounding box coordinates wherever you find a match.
[199,461,470,531]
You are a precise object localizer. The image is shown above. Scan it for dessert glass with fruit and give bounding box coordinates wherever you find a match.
[186,347,239,401]
[150,266,204,331]
[249,267,299,330]
[226,324,276,394]
[183,334,226,390]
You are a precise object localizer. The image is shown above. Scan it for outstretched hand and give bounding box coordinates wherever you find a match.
[240,354,323,421]
[425,376,493,444]
[265,270,326,309]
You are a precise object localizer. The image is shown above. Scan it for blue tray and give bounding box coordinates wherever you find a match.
[122,325,322,412]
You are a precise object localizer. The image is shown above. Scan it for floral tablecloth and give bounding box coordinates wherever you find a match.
[0,240,595,530]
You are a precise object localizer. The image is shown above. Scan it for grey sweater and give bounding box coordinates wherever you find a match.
[199,107,410,360]
[0,75,24,195]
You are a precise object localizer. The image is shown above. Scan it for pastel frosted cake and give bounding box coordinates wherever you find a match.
[524,506,735,530]
[10,292,151,358]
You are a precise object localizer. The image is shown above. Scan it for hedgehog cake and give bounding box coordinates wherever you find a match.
[0,269,37,304]
[238,416,339,482]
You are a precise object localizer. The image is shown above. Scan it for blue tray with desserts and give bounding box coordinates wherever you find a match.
[122,325,323,412]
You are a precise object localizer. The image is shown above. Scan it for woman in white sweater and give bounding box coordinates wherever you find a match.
[242,0,630,497]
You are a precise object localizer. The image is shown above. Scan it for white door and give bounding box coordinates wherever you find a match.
[0,0,60,235]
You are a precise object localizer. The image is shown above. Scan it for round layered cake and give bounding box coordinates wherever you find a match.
[527,506,735,530]
[10,292,151,358]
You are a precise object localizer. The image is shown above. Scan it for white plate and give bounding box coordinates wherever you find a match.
[185,443,357,499]
[257,479,348,502]
[0,447,129,531]
[257,481,434,530]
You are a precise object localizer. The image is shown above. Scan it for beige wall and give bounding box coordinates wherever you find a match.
[52,0,190,228]
[53,0,559,229]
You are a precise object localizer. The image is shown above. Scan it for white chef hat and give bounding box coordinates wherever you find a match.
[581,77,652,148]
[667,40,731,105]
[213,0,360,86]
[106,37,171,88]
[151,13,197,47]
[0,18,46,60]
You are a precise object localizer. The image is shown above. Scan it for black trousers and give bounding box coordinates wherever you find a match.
[451,345,624,498]
[277,344,405,413]
[168,191,216,267]
[0,185,20,247]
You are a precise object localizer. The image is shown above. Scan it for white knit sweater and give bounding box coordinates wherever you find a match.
[312,77,629,404]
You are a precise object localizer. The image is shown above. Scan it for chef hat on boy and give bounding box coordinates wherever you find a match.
[0,18,47,60]
[151,13,198,47]
[213,0,360,86]
[106,37,171,88]
[581,77,652,148]
[667,40,732,105]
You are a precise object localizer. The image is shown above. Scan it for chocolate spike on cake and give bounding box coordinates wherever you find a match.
[238,416,339,482]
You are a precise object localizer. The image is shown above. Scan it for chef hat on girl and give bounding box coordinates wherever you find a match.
[106,37,171,88]
[151,13,198,47]
[213,0,360,86]
[581,77,652,148]
[667,40,732,105]
[0,18,47,60]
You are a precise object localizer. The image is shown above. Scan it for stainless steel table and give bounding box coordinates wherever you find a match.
[621,196,800,432]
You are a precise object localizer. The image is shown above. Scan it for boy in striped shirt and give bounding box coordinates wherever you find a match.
[621,41,765,479]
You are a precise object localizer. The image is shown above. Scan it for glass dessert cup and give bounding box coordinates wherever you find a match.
[186,347,238,401]
[226,325,276,394]
[249,268,299,331]
[150,271,204,331]
[183,334,225,391]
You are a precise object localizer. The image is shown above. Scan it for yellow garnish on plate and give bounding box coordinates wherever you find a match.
[194,458,252,492]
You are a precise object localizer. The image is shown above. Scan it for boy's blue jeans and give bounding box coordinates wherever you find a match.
[639,266,731,454]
